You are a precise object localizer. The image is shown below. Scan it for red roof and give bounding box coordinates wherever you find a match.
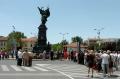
[64,42,88,48]
[21,37,37,42]
[0,36,7,41]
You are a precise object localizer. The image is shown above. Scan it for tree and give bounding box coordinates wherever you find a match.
[60,40,69,45]
[51,40,69,52]
[88,43,95,50]
[71,36,83,53]
[7,31,27,50]
[51,43,62,51]
[116,39,120,51]
[71,36,83,43]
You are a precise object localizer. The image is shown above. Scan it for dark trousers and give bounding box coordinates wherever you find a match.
[28,58,32,67]
[17,58,22,66]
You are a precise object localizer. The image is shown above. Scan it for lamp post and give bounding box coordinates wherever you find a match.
[31,32,37,38]
[59,33,69,41]
[59,33,69,59]
[12,25,17,58]
[94,27,104,50]
[59,33,69,51]
[12,26,15,32]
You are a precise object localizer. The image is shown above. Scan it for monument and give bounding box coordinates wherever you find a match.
[33,7,51,53]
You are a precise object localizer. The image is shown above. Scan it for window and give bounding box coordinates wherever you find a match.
[31,44,32,47]
[25,44,27,47]
[1,42,3,46]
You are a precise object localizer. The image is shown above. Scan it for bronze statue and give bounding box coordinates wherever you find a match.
[38,7,50,25]
[33,7,51,53]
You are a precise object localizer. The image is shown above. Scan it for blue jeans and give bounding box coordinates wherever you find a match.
[102,64,109,77]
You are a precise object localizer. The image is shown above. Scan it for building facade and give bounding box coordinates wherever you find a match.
[64,42,88,53]
[0,36,7,50]
[21,37,37,51]
[84,38,120,50]
[85,38,119,45]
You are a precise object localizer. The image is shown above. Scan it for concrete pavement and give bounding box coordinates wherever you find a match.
[0,59,119,79]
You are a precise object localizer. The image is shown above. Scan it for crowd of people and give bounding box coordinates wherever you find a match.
[33,49,120,78]
[67,50,120,78]
[0,49,33,67]
[0,48,120,78]
[44,49,120,78]
[84,50,120,78]
[0,50,9,60]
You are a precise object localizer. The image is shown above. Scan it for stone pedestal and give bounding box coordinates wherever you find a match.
[33,24,47,53]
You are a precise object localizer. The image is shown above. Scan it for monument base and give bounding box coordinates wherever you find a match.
[33,24,51,53]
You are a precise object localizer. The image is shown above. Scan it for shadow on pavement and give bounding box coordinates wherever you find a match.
[91,74,119,79]
[108,75,119,78]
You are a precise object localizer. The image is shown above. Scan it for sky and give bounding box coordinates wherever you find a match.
[0,0,120,44]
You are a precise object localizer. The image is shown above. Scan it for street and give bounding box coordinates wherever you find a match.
[0,59,119,79]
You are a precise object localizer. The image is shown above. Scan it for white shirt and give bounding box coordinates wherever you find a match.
[112,53,118,62]
[101,53,109,64]
[118,54,120,61]
[18,51,23,58]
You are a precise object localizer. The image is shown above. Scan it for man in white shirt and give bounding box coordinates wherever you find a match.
[101,51,110,77]
[118,52,120,65]
[17,49,23,66]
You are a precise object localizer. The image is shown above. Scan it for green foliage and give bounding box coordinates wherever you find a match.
[89,41,117,51]
[88,43,95,50]
[60,40,68,45]
[94,43,103,51]
[52,39,69,52]
[106,42,116,51]
[6,31,27,50]
[71,36,83,43]
[116,39,120,51]
[51,43,62,51]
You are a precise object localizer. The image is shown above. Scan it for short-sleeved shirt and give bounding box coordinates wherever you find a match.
[101,53,109,64]
[18,51,23,58]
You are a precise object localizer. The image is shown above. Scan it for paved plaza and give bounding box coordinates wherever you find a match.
[0,59,119,79]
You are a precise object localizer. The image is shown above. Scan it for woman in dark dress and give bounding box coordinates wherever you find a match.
[96,55,102,72]
[109,54,113,76]
[87,50,95,78]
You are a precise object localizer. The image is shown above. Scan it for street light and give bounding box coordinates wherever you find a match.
[94,27,104,50]
[12,25,15,32]
[94,28,104,39]
[59,33,69,49]
[11,25,17,58]
[31,32,37,38]
[59,33,69,41]
[59,33,69,59]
